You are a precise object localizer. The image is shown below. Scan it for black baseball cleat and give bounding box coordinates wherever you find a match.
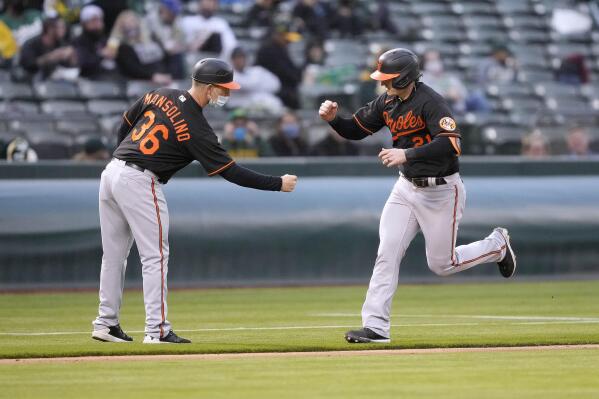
[92,324,133,343]
[345,328,390,343]
[495,227,517,278]
[143,330,191,344]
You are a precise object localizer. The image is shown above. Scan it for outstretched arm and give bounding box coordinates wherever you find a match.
[319,98,386,140]
[328,115,370,140]
[185,115,297,192]
[219,163,297,192]
[319,100,369,140]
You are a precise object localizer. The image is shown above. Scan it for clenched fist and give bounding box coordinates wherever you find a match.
[281,174,298,192]
[319,100,338,122]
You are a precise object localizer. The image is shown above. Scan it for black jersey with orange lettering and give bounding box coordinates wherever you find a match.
[353,82,461,178]
[113,88,234,183]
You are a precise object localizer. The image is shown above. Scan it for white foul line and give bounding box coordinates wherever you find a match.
[1,314,599,337]
[0,323,481,337]
[310,313,599,322]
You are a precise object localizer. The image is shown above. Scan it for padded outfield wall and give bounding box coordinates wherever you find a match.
[1,157,598,289]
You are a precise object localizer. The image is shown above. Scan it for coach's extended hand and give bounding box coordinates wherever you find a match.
[281,174,298,192]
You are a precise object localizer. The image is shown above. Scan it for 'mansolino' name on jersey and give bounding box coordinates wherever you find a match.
[143,92,191,142]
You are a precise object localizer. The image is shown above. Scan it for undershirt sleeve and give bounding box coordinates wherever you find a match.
[219,163,282,191]
[404,135,460,160]
[328,116,369,140]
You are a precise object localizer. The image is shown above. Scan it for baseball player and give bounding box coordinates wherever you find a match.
[92,58,298,344]
[319,48,516,344]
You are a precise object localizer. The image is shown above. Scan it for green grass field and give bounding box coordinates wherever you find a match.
[2,349,599,399]
[1,280,598,398]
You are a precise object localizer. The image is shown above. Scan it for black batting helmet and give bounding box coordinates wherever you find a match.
[370,48,421,89]
[191,58,240,90]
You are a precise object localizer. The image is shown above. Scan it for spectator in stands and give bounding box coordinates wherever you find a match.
[475,44,518,85]
[269,111,309,156]
[221,108,274,158]
[304,39,325,68]
[45,0,82,25]
[292,0,329,39]
[72,137,110,161]
[255,23,303,109]
[244,0,278,28]
[371,0,398,36]
[329,0,367,38]
[566,126,593,157]
[93,0,128,33]
[227,46,284,114]
[72,5,115,79]
[109,10,171,85]
[146,0,186,79]
[5,137,38,162]
[0,20,18,67]
[556,54,590,85]
[521,129,549,158]
[181,0,237,59]
[421,49,468,114]
[19,14,77,79]
[0,0,42,46]
[421,49,489,114]
[302,39,325,85]
[309,127,359,156]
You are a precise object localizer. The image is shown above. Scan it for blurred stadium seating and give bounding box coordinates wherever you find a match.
[1,0,599,159]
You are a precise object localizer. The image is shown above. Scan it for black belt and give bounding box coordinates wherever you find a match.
[404,176,447,188]
[123,161,164,183]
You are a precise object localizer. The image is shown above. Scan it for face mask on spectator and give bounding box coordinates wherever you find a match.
[87,28,104,40]
[234,127,247,141]
[282,123,300,138]
[124,27,140,40]
[425,60,443,74]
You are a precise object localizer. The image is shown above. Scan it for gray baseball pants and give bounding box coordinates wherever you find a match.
[93,159,171,339]
[362,173,507,338]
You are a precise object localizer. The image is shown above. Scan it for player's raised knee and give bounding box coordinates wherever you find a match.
[426,258,454,276]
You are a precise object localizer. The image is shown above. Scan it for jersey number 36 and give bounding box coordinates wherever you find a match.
[131,110,168,155]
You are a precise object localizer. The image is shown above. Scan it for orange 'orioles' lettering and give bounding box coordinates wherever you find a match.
[383,110,426,140]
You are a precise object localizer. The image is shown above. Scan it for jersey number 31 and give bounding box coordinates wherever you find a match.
[131,110,168,155]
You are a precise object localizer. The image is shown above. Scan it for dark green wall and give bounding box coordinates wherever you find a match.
[1,171,598,289]
[1,156,598,179]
